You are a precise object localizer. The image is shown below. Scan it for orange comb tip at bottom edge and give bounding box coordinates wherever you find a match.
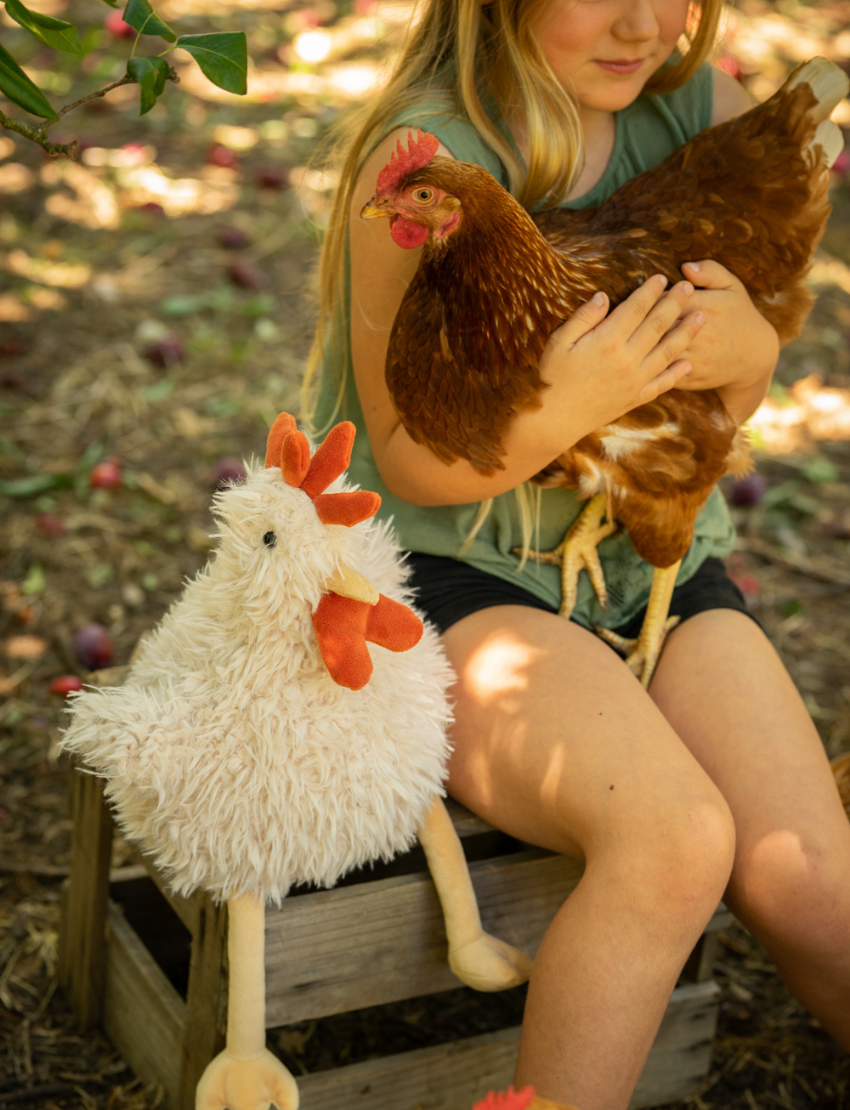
[472,1087,537,1110]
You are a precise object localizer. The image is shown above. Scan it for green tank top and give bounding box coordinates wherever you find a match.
[314,65,737,631]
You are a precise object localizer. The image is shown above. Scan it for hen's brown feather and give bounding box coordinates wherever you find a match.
[380,58,847,571]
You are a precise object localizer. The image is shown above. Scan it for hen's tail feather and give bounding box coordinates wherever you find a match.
[813,118,844,169]
[787,57,849,124]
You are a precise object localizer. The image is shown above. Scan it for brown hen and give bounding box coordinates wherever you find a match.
[362,58,848,685]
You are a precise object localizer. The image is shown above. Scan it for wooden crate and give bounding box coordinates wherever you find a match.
[60,767,730,1110]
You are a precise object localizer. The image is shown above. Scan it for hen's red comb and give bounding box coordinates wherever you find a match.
[376,130,439,195]
[473,1088,536,1110]
[264,413,380,528]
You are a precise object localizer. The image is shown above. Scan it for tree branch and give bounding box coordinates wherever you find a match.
[0,68,180,157]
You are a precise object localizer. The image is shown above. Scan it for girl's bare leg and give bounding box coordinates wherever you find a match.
[650,609,850,1049]
[442,607,736,1110]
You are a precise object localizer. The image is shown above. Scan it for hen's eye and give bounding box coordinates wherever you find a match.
[413,188,433,203]
[263,531,277,548]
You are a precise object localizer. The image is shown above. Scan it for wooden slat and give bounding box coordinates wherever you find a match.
[176,893,227,1110]
[136,853,201,937]
[265,849,584,1027]
[630,981,721,1109]
[59,769,114,1028]
[292,980,720,1110]
[102,902,185,1108]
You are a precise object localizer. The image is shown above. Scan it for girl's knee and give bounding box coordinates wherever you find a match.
[598,790,736,927]
[731,829,850,955]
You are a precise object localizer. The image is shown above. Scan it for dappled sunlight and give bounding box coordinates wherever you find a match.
[4,250,92,289]
[41,162,121,230]
[750,374,850,455]
[465,630,539,707]
[116,164,240,216]
[0,163,36,194]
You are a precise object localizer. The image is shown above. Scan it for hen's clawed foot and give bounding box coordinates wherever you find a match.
[596,561,683,689]
[513,493,617,617]
[596,616,680,689]
[449,932,533,992]
[196,1048,299,1110]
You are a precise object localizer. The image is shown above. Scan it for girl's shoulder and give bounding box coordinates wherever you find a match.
[384,94,513,189]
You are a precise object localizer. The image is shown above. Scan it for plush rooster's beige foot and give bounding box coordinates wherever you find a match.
[195,1048,299,1110]
[450,932,534,992]
[596,561,682,688]
[513,493,617,617]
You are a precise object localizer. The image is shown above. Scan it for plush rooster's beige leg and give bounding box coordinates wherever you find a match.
[196,895,299,1110]
[514,494,618,617]
[418,796,532,991]
[596,561,682,689]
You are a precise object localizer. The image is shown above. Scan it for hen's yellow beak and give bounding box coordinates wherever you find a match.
[361,197,391,220]
[325,562,379,605]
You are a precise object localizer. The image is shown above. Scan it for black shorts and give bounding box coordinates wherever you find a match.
[404,552,758,639]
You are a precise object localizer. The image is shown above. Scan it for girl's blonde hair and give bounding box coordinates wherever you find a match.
[302,0,724,429]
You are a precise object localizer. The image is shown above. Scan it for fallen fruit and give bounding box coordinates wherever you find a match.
[73,624,114,670]
[218,227,250,250]
[89,458,122,489]
[211,457,247,489]
[143,334,185,368]
[36,512,67,538]
[729,474,767,507]
[256,167,289,190]
[227,261,263,289]
[105,10,135,37]
[50,674,83,696]
[207,144,239,169]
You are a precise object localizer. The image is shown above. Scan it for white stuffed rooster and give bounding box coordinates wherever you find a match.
[61,412,532,1110]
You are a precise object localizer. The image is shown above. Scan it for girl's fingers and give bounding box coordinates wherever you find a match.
[627,280,698,353]
[635,359,693,407]
[648,309,705,371]
[559,290,609,344]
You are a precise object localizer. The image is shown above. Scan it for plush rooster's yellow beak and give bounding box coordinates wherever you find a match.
[325,562,379,605]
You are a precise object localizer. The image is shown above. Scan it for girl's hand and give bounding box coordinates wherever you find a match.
[676,259,779,422]
[534,274,704,454]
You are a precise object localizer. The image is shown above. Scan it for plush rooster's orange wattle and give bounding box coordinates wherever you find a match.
[265,413,423,689]
[362,58,849,684]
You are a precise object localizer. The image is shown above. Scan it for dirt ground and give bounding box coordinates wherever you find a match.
[2,0,850,1107]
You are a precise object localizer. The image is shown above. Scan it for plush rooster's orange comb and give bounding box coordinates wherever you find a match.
[265,413,380,527]
[473,1088,537,1110]
[264,413,423,691]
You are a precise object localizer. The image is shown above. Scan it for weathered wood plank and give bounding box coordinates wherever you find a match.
[630,981,721,1109]
[176,893,227,1110]
[59,768,114,1028]
[291,980,720,1110]
[102,902,185,1108]
[265,850,584,1027]
[136,853,201,937]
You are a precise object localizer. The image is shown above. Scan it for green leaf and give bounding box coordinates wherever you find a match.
[122,0,175,42]
[802,456,840,484]
[127,55,169,114]
[3,0,84,54]
[176,33,247,95]
[0,41,58,119]
[0,473,72,497]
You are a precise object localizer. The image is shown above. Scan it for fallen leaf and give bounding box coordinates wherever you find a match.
[5,635,49,660]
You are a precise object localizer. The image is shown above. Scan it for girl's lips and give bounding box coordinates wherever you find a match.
[595,58,645,74]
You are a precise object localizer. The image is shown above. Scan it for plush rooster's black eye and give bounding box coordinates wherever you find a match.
[263,531,277,548]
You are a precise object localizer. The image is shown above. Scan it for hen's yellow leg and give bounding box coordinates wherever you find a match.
[513,493,618,617]
[596,561,682,689]
[418,796,532,991]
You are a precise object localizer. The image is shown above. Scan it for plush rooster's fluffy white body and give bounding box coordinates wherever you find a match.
[62,415,531,1110]
[61,449,452,904]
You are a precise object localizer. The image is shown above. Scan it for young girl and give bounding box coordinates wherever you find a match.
[305,1,850,1105]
